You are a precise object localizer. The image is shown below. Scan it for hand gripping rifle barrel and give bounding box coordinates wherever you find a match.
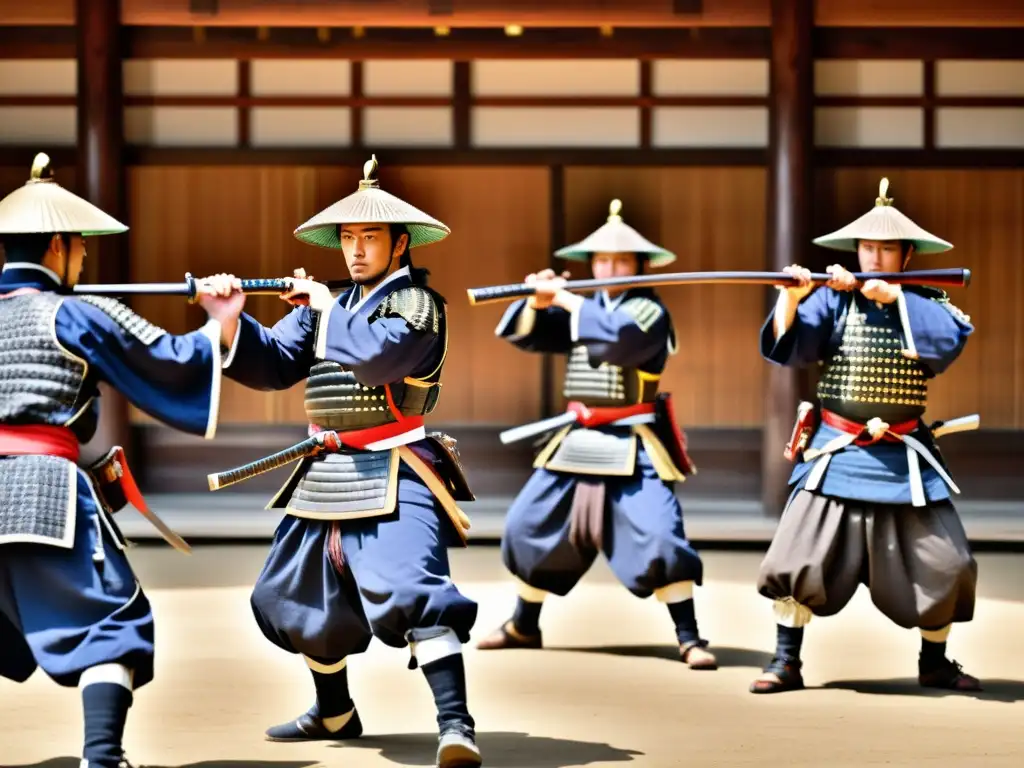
[208,431,342,491]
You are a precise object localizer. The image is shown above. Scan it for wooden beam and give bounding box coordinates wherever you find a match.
[121,25,772,59]
[922,60,936,150]
[763,0,813,519]
[3,25,1024,60]
[119,147,768,167]
[350,60,364,149]
[2,147,1021,170]
[452,62,471,149]
[815,27,1024,59]
[639,60,653,149]
[543,164,565,419]
[6,93,1024,110]
[117,0,771,28]
[76,0,130,454]
[110,94,769,108]
[815,149,1024,168]
[236,59,250,147]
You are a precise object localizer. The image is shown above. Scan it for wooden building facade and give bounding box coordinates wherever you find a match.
[0,0,1022,508]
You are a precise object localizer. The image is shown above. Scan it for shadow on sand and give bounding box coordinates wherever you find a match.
[549,643,773,669]
[820,677,1024,703]
[331,731,643,767]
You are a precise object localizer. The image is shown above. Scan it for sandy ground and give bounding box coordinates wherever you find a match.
[4,545,1024,768]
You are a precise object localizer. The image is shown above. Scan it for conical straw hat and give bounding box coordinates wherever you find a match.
[555,199,676,267]
[813,178,952,255]
[294,155,450,250]
[0,153,127,236]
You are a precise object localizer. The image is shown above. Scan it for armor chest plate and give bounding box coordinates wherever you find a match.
[304,363,439,431]
[562,345,658,407]
[817,303,927,423]
[0,293,86,426]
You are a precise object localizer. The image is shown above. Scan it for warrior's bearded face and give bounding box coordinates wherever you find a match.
[339,222,409,286]
[591,251,640,297]
[857,239,913,274]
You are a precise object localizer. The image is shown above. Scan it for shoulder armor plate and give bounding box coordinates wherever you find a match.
[380,285,440,334]
[620,296,664,333]
[76,296,167,346]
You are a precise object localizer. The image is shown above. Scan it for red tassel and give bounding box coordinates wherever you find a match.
[326,521,345,575]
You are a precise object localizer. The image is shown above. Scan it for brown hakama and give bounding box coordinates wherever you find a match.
[757,489,977,629]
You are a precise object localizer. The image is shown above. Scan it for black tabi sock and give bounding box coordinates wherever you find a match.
[421,653,475,734]
[310,666,354,719]
[512,597,542,636]
[667,599,701,646]
[82,683,133,767]
[919,638,947,670]
[775,624,804,662]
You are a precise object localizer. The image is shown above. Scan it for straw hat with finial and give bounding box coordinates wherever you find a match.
[0,152,128,236]
[293,154,450,250]
[554,199,676,267]
[812,177,953,255]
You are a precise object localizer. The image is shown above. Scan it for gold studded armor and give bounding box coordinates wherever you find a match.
[304,285,443,430]
[562,346,661,407]
[817,302,928,423]
[561,296,666,407]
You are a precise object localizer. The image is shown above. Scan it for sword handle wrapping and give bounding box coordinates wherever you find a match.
[208,432,341,491]
[240,278,294,295]
[189,276,355,304]
[467,283,536,306]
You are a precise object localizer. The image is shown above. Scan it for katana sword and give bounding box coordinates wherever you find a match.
[208,430,342,491]
[466,268,971,306]
[73,273,353,303]
[930,414,980,439]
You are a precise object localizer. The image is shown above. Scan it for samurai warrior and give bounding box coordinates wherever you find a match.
[751,178,980,694]
[199,157,482,767]
[477,199,717,670]
[0,154,229,767]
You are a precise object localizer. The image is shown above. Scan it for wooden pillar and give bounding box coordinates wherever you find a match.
[542,165,566,419]
[77,0,130,454]
[763,0,813,516]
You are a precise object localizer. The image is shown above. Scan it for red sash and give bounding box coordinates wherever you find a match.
[0,424,80,461]
[821,409,919,446]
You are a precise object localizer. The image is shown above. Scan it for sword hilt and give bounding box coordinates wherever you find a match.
[208,431,341,491]
[188,274,354,304]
